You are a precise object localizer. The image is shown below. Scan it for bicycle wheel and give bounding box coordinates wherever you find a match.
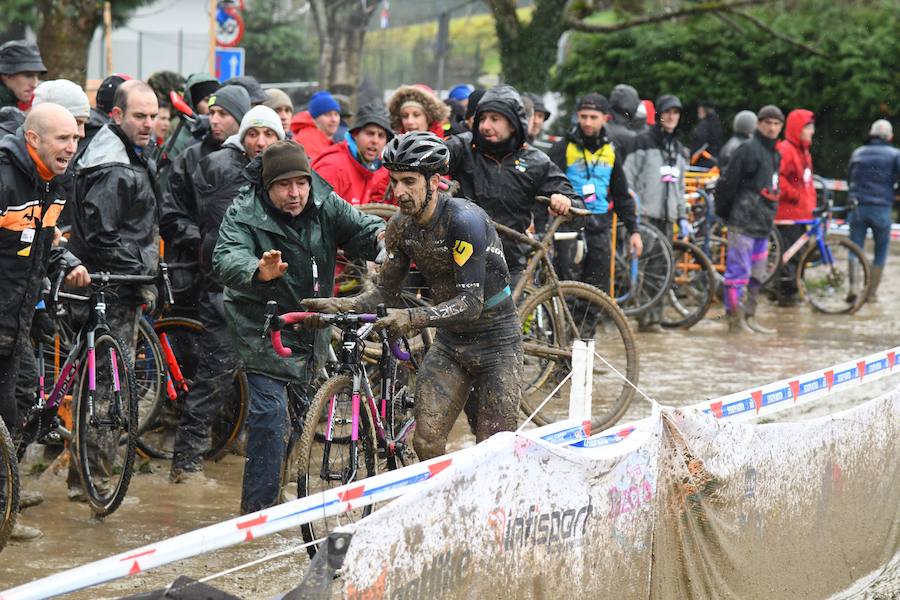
[296,374,376,558]
[519,281,638,431]
[360,202,399,221]
[134,318,165,444]
[797,236,871,314]
[0,417,18,552]
[279,384,312,503]
[761,227,783,287]
[73,330,138,517]
[137,318,248,461]
[614,222,674,317]
[661,240,716,329]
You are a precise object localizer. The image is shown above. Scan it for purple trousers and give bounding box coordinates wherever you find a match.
[724,232,769,314]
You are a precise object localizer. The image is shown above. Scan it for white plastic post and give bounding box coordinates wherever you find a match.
[569,339,594,421]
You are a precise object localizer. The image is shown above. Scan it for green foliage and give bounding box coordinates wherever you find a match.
[242,0,316,83]
[553,0,900,175]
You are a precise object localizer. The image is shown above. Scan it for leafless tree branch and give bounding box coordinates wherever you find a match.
[562,0,775,33]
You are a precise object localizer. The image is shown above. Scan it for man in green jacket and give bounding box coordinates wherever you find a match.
[212,140,384,514]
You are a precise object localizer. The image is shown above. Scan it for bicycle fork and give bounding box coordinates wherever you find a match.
[319,372,363,485]
[85,330,124,429]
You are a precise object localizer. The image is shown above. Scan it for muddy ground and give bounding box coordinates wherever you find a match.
[2,241,897,599]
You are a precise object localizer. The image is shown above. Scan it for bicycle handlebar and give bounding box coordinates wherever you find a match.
[535,195,590,218]
[268,310,411,361]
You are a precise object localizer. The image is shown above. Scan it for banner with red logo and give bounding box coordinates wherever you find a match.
[340,387,900,598]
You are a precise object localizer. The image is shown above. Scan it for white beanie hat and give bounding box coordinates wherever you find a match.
[33,79,90,119]
[239,105,285,142]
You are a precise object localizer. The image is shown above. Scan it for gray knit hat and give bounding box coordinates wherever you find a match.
[757,104,785,122]
[33,80,90,119]
[0,40,46,75]
[263,88,293,112]
[207,85,251,122]
[732,110,758,136]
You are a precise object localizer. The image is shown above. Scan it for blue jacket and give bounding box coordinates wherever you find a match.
[848,138,900,208]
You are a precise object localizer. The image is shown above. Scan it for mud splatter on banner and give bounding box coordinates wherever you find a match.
[341,388,900,599]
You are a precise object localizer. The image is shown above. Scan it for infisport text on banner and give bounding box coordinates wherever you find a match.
[340,387,900,599]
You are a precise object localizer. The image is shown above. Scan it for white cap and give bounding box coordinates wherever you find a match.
[32,79,90,119]
[239,105,285,142]
[869,119,893,140]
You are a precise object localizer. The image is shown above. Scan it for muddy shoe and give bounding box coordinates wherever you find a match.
[745,315,776,335]
[67,486,88,503]
[727,309,753,334]
[637,321,664,333]
[170,467,205,484]
[19,489,44,511]
[11,521,42,541]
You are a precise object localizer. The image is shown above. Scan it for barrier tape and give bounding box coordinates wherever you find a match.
[0,418,589,600]
[570,346,900,449]
[6,347,896,599]
[828,220,900,241]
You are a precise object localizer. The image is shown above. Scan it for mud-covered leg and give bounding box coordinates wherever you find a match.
[471,340,523,443]
[413,342,472,461]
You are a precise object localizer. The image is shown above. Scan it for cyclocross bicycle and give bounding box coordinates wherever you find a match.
[18,270,152,517]
[265,302,415,557]
[773,199,871,314]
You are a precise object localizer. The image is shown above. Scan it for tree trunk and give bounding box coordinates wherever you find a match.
[35,0,101,86]
[487,0,569,93]
[309,0,376,101]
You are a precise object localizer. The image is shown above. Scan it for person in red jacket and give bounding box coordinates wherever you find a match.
[774,108,816,305]
[289,90,340,160]
[312,103,393,206]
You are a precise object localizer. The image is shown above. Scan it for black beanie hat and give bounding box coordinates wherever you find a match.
[262,140,312,190]
[189,79,221,109]
[207,85,251,123]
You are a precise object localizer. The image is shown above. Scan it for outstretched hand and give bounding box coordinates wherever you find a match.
[257,250,288,282]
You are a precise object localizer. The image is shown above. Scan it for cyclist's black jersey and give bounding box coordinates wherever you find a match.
[377,193,516,335]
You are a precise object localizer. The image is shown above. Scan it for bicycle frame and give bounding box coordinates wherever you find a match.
[321,322,414,482]
[775,216,829,265]
[25,288,120,444]
[492,208,590,361]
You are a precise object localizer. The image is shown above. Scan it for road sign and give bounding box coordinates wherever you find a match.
[215,3,245,47]
[215,47,245,82]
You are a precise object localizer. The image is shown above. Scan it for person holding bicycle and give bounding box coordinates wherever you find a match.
[445,85,580,282]
[774,108,817,306]
[549,93,642,300]
[0,102,88,539]
[714,104,784,334]
[303,132,523,460]
[212,140,385,514]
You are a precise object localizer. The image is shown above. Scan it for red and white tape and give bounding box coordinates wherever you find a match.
[5,347,898,599]
[570,346,900,449]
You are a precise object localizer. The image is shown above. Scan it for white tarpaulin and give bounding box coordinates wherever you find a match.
[340,387,900,599]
